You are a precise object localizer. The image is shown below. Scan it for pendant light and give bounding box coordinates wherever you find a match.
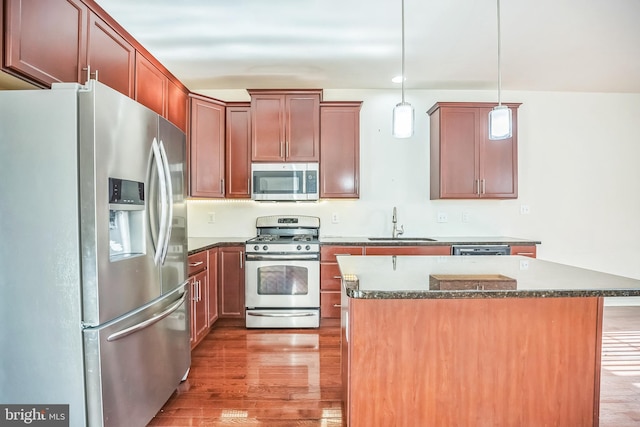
[488,0,512,140]
[392,0,414,138]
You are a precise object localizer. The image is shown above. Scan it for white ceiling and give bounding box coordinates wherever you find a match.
[95,0,640,93]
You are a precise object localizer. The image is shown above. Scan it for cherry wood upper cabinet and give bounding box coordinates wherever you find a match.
[225,103,252,198]
[428,102,520,199]
[4,0,88,87]
[189,94,226,198]
[85,11,134,97]
[134,52,167,116]
[320,101,362,198]
[166,78,188,133]
[248,90,321,162]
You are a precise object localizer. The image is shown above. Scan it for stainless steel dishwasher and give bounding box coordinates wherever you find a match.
[451,244,511,255]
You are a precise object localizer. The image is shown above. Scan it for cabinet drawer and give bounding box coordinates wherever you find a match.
[364,246,451,256]
[320,291,341,318]
[320,245,364,262]
[320,263,342,291]
[510,245,537,258]
[188,251,208,276]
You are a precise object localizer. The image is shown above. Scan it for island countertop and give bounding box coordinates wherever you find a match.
[337,255,640,299]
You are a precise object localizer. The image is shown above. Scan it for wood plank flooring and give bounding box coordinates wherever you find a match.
[148,306,640,426]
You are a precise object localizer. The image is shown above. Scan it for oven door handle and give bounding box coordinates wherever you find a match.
[246,312,317,318]
[245,253,319,261]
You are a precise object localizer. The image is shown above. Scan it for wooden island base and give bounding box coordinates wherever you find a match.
[342,297,603,427]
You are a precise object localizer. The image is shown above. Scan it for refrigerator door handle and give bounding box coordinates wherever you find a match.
[151,138,168,266]
[106,289,187,342]
[158,140,173,265]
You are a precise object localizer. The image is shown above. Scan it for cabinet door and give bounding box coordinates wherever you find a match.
[134,52,167,116]
[4,0,87,87]
[189,95,226,197]
[86,11,134,97]
[251,94,285,161]
[167,78,188,132]
[207,248,219,326]
[286,93,320,161]
[437,107,479,198]
[219,246,245,318]
[320,102,361,198]
[190,270,208,348]
[364,246,452,256]
[226,104,252,198]
[479,107,518,198]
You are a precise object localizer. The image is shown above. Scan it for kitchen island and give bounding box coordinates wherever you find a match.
[337,255,640,427]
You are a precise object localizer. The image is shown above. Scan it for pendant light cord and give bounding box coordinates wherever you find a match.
[496,0,502,106]
[401,0,406,104]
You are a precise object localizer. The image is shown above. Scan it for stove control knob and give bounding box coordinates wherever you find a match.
[296,245,302,251]
[253,245,260,251]
[305,245,311,251]
[263,245,268,251]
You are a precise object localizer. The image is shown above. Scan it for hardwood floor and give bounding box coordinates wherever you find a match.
[148,306,640,426]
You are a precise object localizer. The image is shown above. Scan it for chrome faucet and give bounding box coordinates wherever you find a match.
[392,206,404,239]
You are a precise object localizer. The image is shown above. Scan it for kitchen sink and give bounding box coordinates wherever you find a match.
[367,237,437,242]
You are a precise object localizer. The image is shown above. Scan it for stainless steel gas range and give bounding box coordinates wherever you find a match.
[245,215,320,328]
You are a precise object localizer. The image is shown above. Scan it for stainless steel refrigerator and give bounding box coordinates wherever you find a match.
[0,80,190,427]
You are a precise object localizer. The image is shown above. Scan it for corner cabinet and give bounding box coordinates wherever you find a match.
[188,94,226,198]
[248,90,321,162]
[428,102,521,199]
[320,102,362,198]
[225,102,252,198]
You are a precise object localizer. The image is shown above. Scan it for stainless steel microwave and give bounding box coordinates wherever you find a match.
[251,163,319,201]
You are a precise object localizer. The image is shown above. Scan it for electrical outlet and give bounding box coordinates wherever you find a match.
[520,205,530,215]
[207,212,216,223]
[331,213,340,224]
[462,211,470,223]
[520,259,530,270]
[437,212,448,223]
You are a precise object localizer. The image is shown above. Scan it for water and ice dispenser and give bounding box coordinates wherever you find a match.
[109,178,145,261]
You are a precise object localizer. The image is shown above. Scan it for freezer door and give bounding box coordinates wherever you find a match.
[83,284,190,427]
[158,118,187,294]
[78,81,162,325]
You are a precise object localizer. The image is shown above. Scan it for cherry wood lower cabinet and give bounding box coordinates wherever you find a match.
[188,251,208,348]
[320,246,364,318]
[218,245,245,318]
[511,244,537,258]
[207,248,219,326]
[364,245,451,256]
[341,296,603,426]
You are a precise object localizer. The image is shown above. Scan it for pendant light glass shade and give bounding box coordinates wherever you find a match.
[488,0,512,140]
[488,105,512,140]
[393,102,414,138]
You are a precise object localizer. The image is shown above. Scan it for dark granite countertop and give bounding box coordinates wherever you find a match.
[337,255,640,299]
[188,237,251,255]
[189,235,541,255]
[320,236,541,246]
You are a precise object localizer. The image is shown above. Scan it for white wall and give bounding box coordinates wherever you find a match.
[188,88,640,280]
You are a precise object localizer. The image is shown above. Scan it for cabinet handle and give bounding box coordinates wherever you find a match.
[286,141,290,158]
[221,179,225,192]
[516,252,534,256]
[240,251,244,269]
[481,179,486,194]
[334,253,352,256]
[476,179,480,195]
[333,276,342,279]
[333,304,342,308]
[189,261,204,267]
[280,142,284,158]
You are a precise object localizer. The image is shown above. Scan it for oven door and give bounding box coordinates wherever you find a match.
[245,255,320,309]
